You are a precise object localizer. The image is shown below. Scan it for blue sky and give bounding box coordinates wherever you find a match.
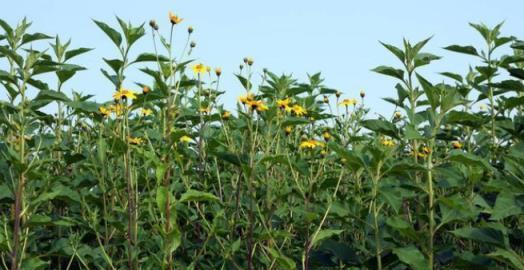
[1,0,523,115]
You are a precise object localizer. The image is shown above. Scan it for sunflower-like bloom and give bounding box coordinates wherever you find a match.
[323,131,331,142]
[113,88,137,101]
[299,139,325,150]
[193,63,207,74]
[109,103,126,116]
[284,126,292,136]
[276,98,291,110]
[99,106,111,117]
[222,111,231,120]
[199,107,211,114]
[247,100,268,112]
[238,92,255,104]
[339,98,357,107]
[169,11,183,25]
[422,146,431,154]
[452,141,463,149]
[128,136,143,145]
[291,105,307,116]
[141,108,153,116]
[380,138,395,147]
[179,135,192,143]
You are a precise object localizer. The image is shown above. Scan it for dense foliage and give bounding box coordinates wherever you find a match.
[0,14,524,270]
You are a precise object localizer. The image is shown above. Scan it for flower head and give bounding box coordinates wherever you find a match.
[193,63,207,74]
[291,104,307,116]
[222,110,231,120]
[394,111,402,119]
[380,138,395,147]
[284,126,292,136]
[360,90,366,98]
[169,11,183,25]
[215,67,222,77]
[247,100,268,112]
[239,92,255,104]
[179,135,192,143]
[141,108,153,116]
[276,98,291,110]
[109,103,126,116]
[99,106,111,117]
[142,86,151,94]
[128,136,143,145]
[299,139,325,150]
[199,107,211,114]
[323,131,331,142]
[339,98,357,107]
[113,88,137,101]
[452,141,463,149]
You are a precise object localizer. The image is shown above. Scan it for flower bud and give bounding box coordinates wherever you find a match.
[190,41,196,48]
[335,91,341,98]
[215,67,222,77]
[188,26,194,34]
[360,89,365,98]
[149,20,159,30]
[247,57,254,66]
[142,86,151,94]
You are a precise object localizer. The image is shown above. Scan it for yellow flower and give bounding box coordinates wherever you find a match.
[193,63,207,74]
[284,126,292,136]
[99,106,111,117]
[299,139,325,150]
[179,135,192,143]
[215,67,222,77]
[422,146,431,154]
[247,100,268,112]
[127,136,143,145]
[394,111,402,119]
[142,86,151,94]
[113,88,137,101]
[339,98,357,107]
[452,141,463,149]
[323,95,329,104]
[199,107,211,114]
[276,98,291,110]
[380,138,395,147]
[141,108,153,116]
[222,110,231,120]
[169,11,183,25]
[360,90,365,98]
[323,131,331,142]
[291,105,307,116]
[239,92,255,104]
[109,103,125,116]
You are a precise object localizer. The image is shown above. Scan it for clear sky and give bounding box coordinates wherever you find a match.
[1,1,523,115]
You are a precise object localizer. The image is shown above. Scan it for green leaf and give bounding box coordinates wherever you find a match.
[379,41,405,62]
[310,229,344,248]
[21,33,52,46]
[362,119,400,139]
[64,48,93,61]
[448,150,493,171]
[165,226,181,254]
[103,58,124,73]
[491,193,524,220]
[451,227,505,247]
[178,190,220,203]
[133,53,169,63]
[156,186,169,214]
[393,246,429,270]
[266,247,296,270]
[487,248,524,270]
[21,257,49,270]
[93,20,122,47]
[372,65,404,81]
[281,117,310,127]
[444,45,479,56]
[235,74,252,90]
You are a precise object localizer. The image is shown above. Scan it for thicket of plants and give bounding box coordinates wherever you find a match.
[0,12,524,270]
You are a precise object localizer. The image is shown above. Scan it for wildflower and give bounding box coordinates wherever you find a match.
[291,105,307,116]
[360,89,365,98]
[193,63,207,74]
[323,131,331,142]
[109,103,125,116]
[299,139,325,150]
[247,100,268,112]
[179,135,192,143]
[188,26,194,34]
[394,111,402,119]
[323,95,329,104]
[422,146,431,155]
[417,152,428,158]
[380,138,395,147]
[339,98,357,107]
[99,106,111,117]
[222,110,231,120]
[169,11,183,25]
[149,20,159,30]
[143,86,151,94]
[247,57,254,66]
[320,150,327,158]
[335,91,342,98]
[452,141,463,149]
[113,88,137,101]
[141,108,153,116]
[128,136,143,145]
[199,107,211,114]
[284,126,292,136]
[238,92,255,104]
[276,98,291,110]
[215,67,222,77]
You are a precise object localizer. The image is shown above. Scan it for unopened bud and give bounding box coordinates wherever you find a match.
[190,41,196,48]
[188,26,194,34]
[149,20,159,30]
